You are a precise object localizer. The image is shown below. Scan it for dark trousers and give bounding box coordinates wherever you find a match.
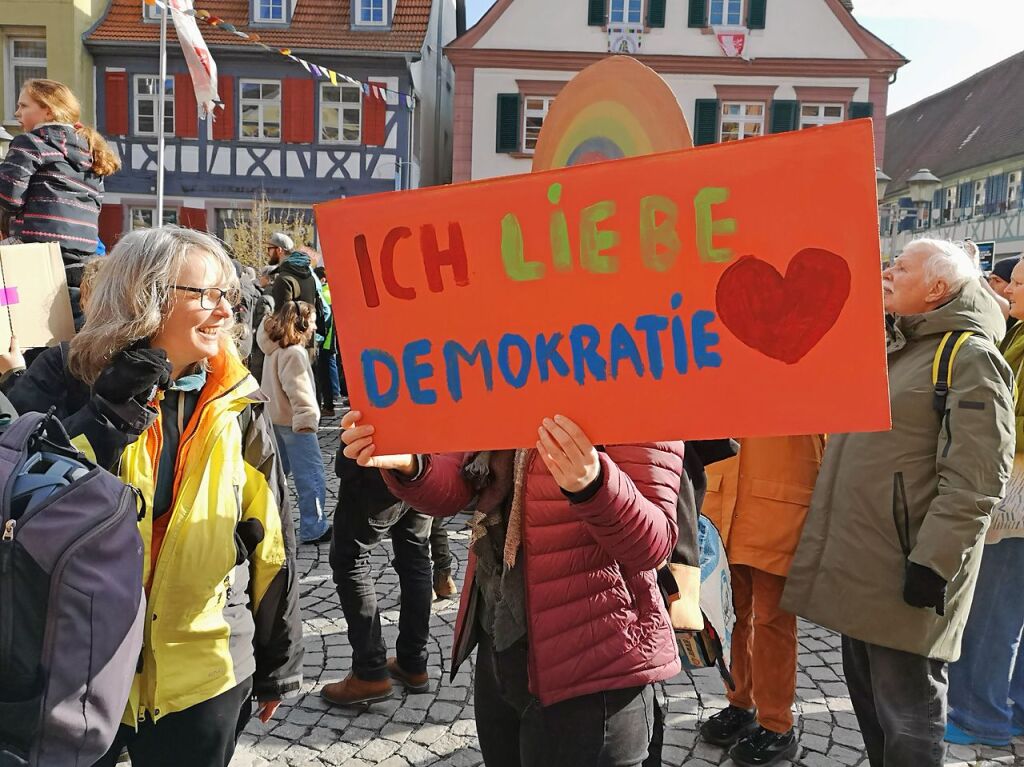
[316,349,335,411]
[429,516,453,575]
[842,635,947,767]
[330,503,432,679]
[475,631,655,767]
[91,678,252,767]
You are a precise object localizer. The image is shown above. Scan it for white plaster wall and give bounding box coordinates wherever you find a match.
[475,0,865,59]
[470,67,869,180]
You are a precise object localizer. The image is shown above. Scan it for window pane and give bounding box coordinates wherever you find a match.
[343,109,361,140]
[628,0,642,23]
[321,108,339,137]
[342,87,360,104]
[137,77,156,95]
[138,100,155,118]
[264,123,280,139]
[744,104,763,116]
[322,86,340,104]
[723,103,741,116]
[13,40,46,59]
[242,82,261,99]
[743,123,762,138]
[241,123,259,138]
[14,66,47,96]
[262,84,280,100]
[263,105,280,123]
[525,97,545,111]
[824,106,842,118]
[801,104,818,117]
[138,115,154,133]
[721,124,740,142]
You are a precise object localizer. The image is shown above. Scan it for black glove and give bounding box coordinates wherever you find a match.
[234,519,265,566]
[903,562,947,616]
[94,345,172,404]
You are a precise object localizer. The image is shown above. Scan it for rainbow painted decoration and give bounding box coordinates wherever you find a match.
[531,56,693,172]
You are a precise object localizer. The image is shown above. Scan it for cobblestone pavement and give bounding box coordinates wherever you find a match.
[232,418,1023,767]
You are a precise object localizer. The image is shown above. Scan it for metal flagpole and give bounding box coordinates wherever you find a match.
[156,0,168,224]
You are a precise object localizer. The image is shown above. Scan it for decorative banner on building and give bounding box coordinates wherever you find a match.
[607,24,643,54]
[713,26,747,58]
[316,120,888,454]
[167,0,219,116]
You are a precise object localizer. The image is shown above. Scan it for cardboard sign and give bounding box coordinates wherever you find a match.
[0,242,74,349]
[316,120,891,454]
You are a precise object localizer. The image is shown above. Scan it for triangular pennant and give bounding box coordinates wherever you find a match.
[298,59,311,73]
[328,70,338,86]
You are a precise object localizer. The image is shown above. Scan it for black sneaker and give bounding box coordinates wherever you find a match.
[729,726,799,767]
[699,705,758,746]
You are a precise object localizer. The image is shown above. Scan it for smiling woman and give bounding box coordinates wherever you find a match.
[6,226,305,767]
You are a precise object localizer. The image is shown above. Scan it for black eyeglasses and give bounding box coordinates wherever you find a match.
[172,285,241,310]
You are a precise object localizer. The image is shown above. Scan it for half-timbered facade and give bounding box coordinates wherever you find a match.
[84,0,458,245]
[447,0,905,182]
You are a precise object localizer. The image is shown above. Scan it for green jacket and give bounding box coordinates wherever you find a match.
[782,278,1015,662]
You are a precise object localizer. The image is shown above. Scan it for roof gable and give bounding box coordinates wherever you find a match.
[883,50,1024,194]
[85,0,432,54]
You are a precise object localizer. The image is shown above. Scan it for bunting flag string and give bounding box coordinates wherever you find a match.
[149,0,417,108]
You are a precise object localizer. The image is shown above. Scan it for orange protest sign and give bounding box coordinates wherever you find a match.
[316,119,891,454]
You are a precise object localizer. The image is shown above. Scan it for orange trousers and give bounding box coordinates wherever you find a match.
[725,564,798,733]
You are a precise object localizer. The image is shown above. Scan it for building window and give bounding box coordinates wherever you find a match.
[720,102,763,142]
[800,103,843,129]
[240,80,281,141]
[709,0,744,26]
[134,76,174,136]
[6,38,47,119]
[320,83,362,143]
[1008,171,1020,209]
[522,96,555,154]
[254,0,285,22]
[973,180,986,215]
[942,186,956,222]
[130,207,178,230]
[610,0,643,24]
[356,0,386,25]
[142,0,165,20]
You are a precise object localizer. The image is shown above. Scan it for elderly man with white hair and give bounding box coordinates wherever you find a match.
[781,238,1016,767]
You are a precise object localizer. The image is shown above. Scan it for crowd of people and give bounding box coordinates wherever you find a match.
[0,77,1021,767]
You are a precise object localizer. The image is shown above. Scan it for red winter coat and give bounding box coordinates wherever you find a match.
[383,444,684,706]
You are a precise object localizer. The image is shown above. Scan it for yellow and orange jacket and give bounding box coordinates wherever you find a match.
[58,344,303,723]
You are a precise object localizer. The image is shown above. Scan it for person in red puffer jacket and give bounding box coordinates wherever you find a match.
[340,410,684,767]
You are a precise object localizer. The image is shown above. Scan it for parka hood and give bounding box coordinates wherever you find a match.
[893,276,1006,348]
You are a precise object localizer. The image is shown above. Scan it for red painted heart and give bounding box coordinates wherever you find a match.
[715,248,851,364]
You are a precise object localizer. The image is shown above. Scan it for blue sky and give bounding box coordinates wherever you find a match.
[463,0,1024,114]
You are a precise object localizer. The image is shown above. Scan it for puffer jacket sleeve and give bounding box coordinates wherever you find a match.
[239,402,303,701]
[569,442,685,576]
[0,133,40,213]
[910,342,1015,581]
[381,453,475,517]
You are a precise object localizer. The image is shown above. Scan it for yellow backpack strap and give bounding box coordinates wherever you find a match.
[932,330,973,413]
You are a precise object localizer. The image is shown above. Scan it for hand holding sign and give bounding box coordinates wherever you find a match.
[341,410,418,475]
[537,415,601,494]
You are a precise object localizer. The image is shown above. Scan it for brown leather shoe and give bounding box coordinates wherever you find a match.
[433,570,458,600]
[387,658,430,693]
[320,674,392,706]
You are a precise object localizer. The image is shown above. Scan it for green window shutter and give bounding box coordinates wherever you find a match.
[647,0,667,27]
[694,99,720,146]
[496,93,522,153]
[849,101,874,120]
[688,0,708,28]
[587,0,607,26]
[770,100,800,133]
[747,0,767,29]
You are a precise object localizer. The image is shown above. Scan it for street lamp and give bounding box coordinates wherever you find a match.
[907,168,941,207]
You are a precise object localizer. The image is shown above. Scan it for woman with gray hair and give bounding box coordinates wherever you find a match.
[9,226,303,767]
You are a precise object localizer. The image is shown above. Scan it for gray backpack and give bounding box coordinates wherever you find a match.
[0,412,145,766]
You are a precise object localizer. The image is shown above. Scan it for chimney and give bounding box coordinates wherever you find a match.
[456,0,466,35]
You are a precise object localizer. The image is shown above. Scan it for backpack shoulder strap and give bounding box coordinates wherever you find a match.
[932,330,974,413]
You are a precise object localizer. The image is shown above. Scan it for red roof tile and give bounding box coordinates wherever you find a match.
[86,0,432,53]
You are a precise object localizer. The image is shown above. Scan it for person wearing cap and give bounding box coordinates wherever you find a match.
[265,232,293,266]
[989,257,1021,331]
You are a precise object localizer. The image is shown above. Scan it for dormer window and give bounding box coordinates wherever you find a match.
[254,0,286,23]
[356,0,386,26]
[143,0,163,21]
